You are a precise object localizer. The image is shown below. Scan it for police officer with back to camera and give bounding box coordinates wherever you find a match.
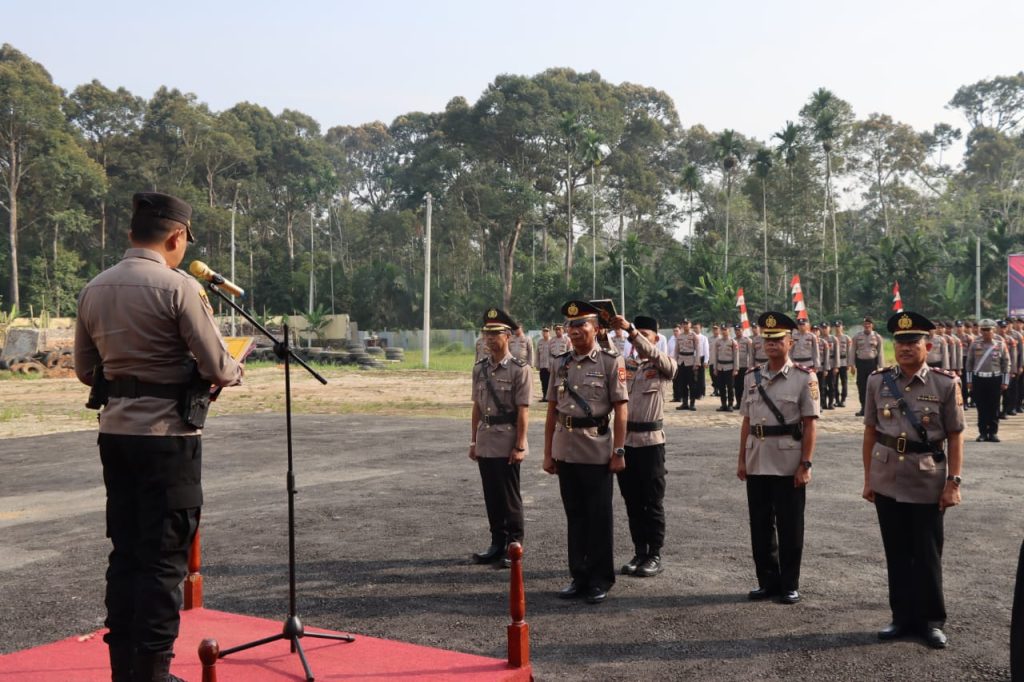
[737,312,819,605]
[469,308,530,569]
[611,313,676,579]
[852,316,886,416]
[965,319,1009,442]
[861,311,964,649]
[74,192,243,682]
[543,300,628,605]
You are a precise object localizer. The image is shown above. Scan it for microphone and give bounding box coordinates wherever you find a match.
[189,260,245,297]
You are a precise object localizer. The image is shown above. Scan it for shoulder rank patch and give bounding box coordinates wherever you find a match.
[510,357,527,367]
[475,357,488,365]
[554,349,571,357]
[929,367,957,379]
[601,347,620,357]
[870,366,890,375]
[793,365,814,373]
[617,366,627,383]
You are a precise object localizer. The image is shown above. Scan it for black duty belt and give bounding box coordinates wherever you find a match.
[716,361,733,366]
[481,413,516,426]
[108,377,187,400]
[678,351,695,356]
[792,357,812,362]
[750,423,800,439]
[627,419,663,433]
[557,411,609,430]
[875,431,946,455]
[754,357,768,363]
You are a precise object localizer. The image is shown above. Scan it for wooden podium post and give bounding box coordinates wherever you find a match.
[506,542,529,668]
[183,524,203,610]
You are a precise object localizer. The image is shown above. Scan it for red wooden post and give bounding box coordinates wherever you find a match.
[183,525,203,609]
[198,638,219,682]
[507,542,529,668]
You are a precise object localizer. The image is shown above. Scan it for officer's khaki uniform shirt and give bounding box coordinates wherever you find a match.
[546,344,628,465]
[852,330,885,369]
[609,330,628,356]
[736,336,753,370]
[790,330,820,369]
[712,337,738,371]
[751,334,768,363]
[864,366,964,503]
[74,248,243,436]
[472,351,531,458]
[508,334,534,366]
[675,331,700,367]
[965,337,1009,383]
[945,333,962,371]
[835,333,852,366]
[475,336,488,362]
[549,335,570,358]
[740,360,820,476]
[536,337,552,371]
[817,335,832,371]
[1002,333,1019,375]
[1010,330,1024,370]
[926,334,949,369]
[624,331,676,448]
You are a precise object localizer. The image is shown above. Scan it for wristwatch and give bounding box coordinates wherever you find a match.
[800,460,813,470]
[613,447,626,458]
[946,474,962,486]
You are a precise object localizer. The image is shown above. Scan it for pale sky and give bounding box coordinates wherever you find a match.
[5,0,1022,150]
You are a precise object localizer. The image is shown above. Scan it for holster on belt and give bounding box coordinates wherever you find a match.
[180,364,213,429]
[85,364,109,410]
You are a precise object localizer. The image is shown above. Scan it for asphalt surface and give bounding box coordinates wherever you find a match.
[1,408,1021,680]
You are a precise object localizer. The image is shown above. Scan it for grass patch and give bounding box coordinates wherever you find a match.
[0,405,24,421]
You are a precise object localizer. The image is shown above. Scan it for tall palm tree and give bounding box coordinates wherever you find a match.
[713,130,744,277]
[752,149,773,307]
[679,164,702,259]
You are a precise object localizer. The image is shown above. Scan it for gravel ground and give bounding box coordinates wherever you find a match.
[1,402,1021,681]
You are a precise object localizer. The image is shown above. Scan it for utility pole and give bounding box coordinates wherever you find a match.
[975,235,981,319]
[423,193,433,369]
[592,166,597,298]
[619,212,625,316]
[230,183,238,336]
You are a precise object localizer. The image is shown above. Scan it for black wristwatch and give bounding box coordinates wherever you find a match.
[800,460,813,470]
[946,474,962,486]
[613,447,626,458]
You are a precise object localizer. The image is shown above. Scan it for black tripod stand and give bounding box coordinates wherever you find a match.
[206,283,354,682]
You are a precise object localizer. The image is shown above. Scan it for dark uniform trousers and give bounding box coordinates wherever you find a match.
[539,369,551,400]
[1004,373,1018,417]
[816,370,828,410]
[1010,539,1024,680]
[837,366,849,405]
[746,475,805,592]
[698,363,707,397]
[716,369,735,408]
[678,365,697,406]
[100,434,202,654]
[477,458,524,547]
[557,462,615,591]
[973,376,1002,437]
[874,493,946,628]
[733,369,747,408]
[671,365,684,401]
[615,444,666,556]
[855,359,876,409]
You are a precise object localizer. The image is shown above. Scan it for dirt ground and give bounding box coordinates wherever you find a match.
[1,370,1022,680]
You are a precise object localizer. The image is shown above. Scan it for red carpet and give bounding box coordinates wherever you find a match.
[0,608,532,681]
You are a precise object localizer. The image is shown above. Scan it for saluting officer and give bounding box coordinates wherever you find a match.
[74,192,243,682]
[544,300,629,605]
[966,320,1009,442]
[834,321,852,407]
[862,311,964,649]
[536,327,553,401]
[713,326,739,411]
[790,318,820,372]
[612,313,676,578]
[737,312,819,605]
[674,319,701,411]
[469,308,531,568]
[734,324,754,410]
[852,316,886,416]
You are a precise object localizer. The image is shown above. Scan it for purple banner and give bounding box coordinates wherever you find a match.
[1010,254,1024,317]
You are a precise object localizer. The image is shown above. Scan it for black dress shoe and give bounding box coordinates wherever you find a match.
[779,590,800,604]
[855,410,865,416]
[635,555,663,577]
[498,556,512,569]
[472,544,504,564]
[976,434,987,442]
[676,404,688,410]
[689,404,697,411]
[558,581,582,599]
[716,406,729,412]
[621,554,645,575]
[877,623,908,641]
[747,586,778,601]
[923,627,947,649]
[585,586,608,604]
[990,434,1001,443]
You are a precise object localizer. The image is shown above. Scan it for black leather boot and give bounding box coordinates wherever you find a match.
[108,642,133,682]
[132,651,186,682]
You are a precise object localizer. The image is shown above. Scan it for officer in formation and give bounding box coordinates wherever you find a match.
[536,326,553,401]
[469,308,531,569]
[751,322,768,367]
[736,312,819,605]
[74,192,244,682]
[833,320,852,407]
[673,319,701,411]
[711,325,739,411]
[822,321,841,410]
[861,311,964,649]
[926,327,949,369]
[813,324,834,411]
[549,323,569,357]
[997,320,1020,418]
[965,319,1009,442]
[696,322,710,398]
[852,316,886,416]
[954,320,974,407]
[508,325,534,366]
[611,313,676,578]
[709,324,722,396]
[668,323,683,402]
[733,324,753,411]
[543,300,628,604]
[790,317,820,373]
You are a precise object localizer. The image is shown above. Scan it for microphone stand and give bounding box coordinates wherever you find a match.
[203,282,354,682]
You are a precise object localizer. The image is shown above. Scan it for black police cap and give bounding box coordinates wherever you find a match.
[481,307,517,333]
[634,315,658,333]
[132,192,194,243]
[757,311,797,339]
[887,311,934,341]
[561,299,601,321]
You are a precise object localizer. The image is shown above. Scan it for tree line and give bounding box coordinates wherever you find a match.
[2,43,1023,330]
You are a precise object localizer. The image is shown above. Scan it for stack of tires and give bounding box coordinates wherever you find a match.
[347,341,381,369]
[384,347,405,362]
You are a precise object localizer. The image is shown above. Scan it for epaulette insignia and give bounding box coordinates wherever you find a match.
[601,347,620,357]
[475,357,488,365]
[793,365,814,373]
[930,367,956,379]
[554,349,571,357]
[511,357,527,367]
[871,366,890,375]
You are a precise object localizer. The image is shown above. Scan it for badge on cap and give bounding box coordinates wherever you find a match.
[898,314,913,330]
[765,315,777,328]
[488,309,498,319]
[567,303,579,317]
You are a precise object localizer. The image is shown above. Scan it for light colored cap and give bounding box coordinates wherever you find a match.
[979,319,996,329]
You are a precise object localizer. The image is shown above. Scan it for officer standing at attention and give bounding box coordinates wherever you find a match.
[696,322,710,399]
[852,316,886,416]
[862,311,964,649]
[536,326,553,401]
[965,319,1008,441]
[734,324,753,410]
[737,312,819,605]
[925,327,949,369]
[674,319,701,411]
[508,325,534,367]
[469,308,530,569]
[834,321,852,407]
[549,323,569,357]
[751,322,768,367]
[813,324,832,411]
[74,192,243,682]
[997,320,1019,419]
[544,300,628,604]
[790,318,820,373]
[713,325,739,411]
[611,313,676,578]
